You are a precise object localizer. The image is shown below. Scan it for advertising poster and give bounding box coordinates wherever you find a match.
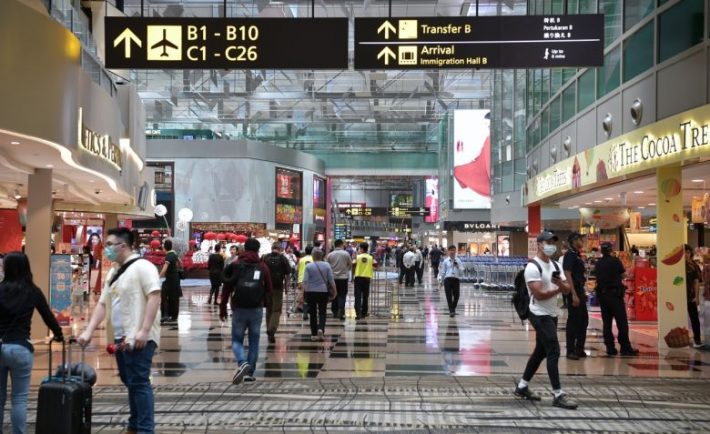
[390,194,413,208]
[691,196,706,224]
[634,267,657,322]
[453,110,491,209]
[50,255,72,326]
[276,204,303,224]
[497,235,510,257]
[425,178,439,223]
[0,209,23,252]
[275,167,302,201]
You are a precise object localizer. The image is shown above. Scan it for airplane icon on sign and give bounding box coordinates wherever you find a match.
[151,29,178,57]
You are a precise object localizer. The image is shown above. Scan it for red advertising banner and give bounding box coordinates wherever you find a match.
[0,210,23,253]
[634,267,658,321]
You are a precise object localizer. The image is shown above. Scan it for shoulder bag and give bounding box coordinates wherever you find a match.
[314,263,337,301]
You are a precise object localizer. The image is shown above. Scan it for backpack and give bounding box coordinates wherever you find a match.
[264,254,287,286]
[230,263,265,308]
[511,258,560,323]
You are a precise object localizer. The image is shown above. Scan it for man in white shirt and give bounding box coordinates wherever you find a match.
[438,245,463,317]
[514,231,578,410]
[326,239,353,320]
[78,227,162,433]
[413,247,424,285]
[402,247,417,287]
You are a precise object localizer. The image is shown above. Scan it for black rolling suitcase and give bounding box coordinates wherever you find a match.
[35,339,92,434]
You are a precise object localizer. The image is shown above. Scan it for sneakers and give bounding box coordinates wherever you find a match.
[620,348,640,356]
[267,332,276,344]
[606,348,619,357]
[232,362,250,385]
[310,335,319,342]
[693,342,704,349]
[514,386,541,401]
[576,350,588,358]
[566,352,580,360]
[244,375,256,383]
[317,329,325,341]
[552,393,578,410]
[449,311,456,318]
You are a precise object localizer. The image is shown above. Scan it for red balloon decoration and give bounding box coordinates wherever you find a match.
[228,233,238,241]
[149,239,161,249]
[216,233,227,241]
[204,232,217,241]
[235,234,248,243]
[150,230,161,238]
[188,240,197,246]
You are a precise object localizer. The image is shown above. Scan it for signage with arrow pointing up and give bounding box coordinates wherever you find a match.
[377,21,396,39]
[113,28,142,59]
[377,47,396,66]
[105,17,348,69]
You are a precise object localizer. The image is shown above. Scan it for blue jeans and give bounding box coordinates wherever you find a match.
[115,340,157,434]
[231,308,263,374]
[0,344,33,434]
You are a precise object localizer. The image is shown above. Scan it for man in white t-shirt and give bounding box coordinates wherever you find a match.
[514,231,578,410]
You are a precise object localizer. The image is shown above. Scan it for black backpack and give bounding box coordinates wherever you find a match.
[264,254,287,285]
[230,262,265,308]
[511,259,560,323]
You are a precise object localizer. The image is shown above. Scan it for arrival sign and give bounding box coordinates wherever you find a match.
[105,18,348,69]
[354,15,604,69]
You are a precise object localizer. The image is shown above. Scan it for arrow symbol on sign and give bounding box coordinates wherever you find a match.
[377,21,397,39]
[377,47,396,65]
[114,28,142,59]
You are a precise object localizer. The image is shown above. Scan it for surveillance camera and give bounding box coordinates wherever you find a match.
[95,189,102,195]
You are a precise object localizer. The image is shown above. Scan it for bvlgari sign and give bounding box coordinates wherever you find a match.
[77,108,123,171]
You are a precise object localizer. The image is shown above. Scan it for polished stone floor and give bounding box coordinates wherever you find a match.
[8,268,710,432]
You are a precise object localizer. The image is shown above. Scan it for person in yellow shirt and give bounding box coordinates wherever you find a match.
[297,245,314,320]
[353,242,376,320]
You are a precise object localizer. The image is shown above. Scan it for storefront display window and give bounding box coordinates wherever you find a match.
[658,0,704,63]
[624,22,654,82]
[597,46,621,99]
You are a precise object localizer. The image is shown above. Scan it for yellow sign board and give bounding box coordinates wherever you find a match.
[526,103,710,205]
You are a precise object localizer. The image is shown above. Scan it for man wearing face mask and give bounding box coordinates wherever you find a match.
[515,231,577,410]
[78,227,162,434]
[563,232,589,360]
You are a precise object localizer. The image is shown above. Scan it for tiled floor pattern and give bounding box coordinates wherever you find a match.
[7,269,710,432]
[18,376,710,433]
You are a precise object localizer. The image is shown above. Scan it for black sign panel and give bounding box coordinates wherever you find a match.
[389,207,431,217]
[354,15,603,69]
[105,18,348,69]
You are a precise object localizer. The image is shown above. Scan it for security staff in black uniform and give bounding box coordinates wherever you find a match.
[595,243,638,356]
[563,232,588,360]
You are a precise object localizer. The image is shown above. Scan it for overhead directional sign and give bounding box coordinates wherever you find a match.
[105,18,348,69]
[389,207,431,217]
[354,15,604,69]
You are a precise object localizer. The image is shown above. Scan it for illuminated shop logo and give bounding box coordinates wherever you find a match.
[610,120,710,172]
[535,168,569,197]
[77,108,123,171]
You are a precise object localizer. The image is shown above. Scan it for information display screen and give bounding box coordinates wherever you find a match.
[453,110,491,209]
[276,168,302,202]
[105,17,348,69]
[276,204,303,224]
[354,15,604,69]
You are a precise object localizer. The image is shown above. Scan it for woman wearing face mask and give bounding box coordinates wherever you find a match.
[0,252,64,434]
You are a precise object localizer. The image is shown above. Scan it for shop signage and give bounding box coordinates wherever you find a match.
[444,221,500,232]
[50,255,72,326]
[354,15,603,69]
[77,108,123,171]
[535,167,570,197]
[105,18,348,69]
[527,104,710,205]
[190,222,266,233]
[389,207,431,217]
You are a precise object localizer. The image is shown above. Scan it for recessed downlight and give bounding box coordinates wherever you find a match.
[648,203,656,206]
[605,197,613,201]
[633,191,644,194]
[692,179,704,183]
[584,202,592,205]
[45,164,54,168]
[594,200,602,203]
[10,141,19,145]
[89,180,95,183]
[638,206,645,209]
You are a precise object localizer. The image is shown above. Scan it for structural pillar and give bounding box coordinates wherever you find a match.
[105,213,118,231]
[325,177,332,254]
[656,165,688,350]
[26,168,53,340]
[528,204,541,236]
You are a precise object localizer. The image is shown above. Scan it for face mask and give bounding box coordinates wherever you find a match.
[104,246,119,262]
[542,244,557,256]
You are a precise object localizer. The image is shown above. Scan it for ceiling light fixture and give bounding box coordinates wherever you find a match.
[46,164,53,168]
[692,179,704,183]
[605,197,613,201]
[594,200,602,203]
[10,141,19,145]
[633,191,644,194]
[638,206,645,209]
[13,188,21,200]
[585,202,592,205]
[649,203,656,206]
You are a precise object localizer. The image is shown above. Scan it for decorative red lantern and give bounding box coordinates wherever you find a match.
[235,234,248,243]
[188,240,197,246]
[149,239,162,249]
[216,233,227,241]
[227,233,238,241]
[150,230,161,238]
[204,232,217,241]
[290,234,299,242]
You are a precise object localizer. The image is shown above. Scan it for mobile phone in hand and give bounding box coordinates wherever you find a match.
[552,271,560,280]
